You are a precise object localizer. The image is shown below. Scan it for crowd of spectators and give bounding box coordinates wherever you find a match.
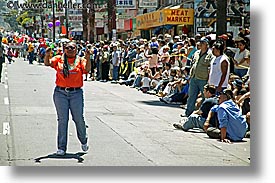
[1,28,251,142]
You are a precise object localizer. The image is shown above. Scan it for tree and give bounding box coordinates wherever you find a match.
[0,0,20,31]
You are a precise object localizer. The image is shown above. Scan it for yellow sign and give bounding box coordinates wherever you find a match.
[163,9,194,25]
[136,11,162,30]
[136,9,194,30]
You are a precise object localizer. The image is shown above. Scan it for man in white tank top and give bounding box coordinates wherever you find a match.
[208,41,230,93]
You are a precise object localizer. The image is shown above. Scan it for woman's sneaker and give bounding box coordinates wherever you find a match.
[56,149,65,156]
[81,143,89,152]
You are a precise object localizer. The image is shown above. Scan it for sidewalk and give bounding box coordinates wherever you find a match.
[0,62,10,165]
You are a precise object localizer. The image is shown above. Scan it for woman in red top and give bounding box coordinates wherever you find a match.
[44,42,91,156]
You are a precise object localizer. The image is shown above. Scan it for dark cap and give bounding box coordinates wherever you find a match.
[199,37,209,44]
[220,89,233,99]
[204,84,216,95]
[232,79,243,88]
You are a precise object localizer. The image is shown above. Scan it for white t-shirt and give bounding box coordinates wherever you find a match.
[229,47,250,69]
[209,54,230,88]
[141,77,151,88]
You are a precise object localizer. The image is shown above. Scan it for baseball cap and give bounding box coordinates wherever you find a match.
[232,79,243,88]
[219,89,233,99]
[199,37,209,43]
[218,34,229,40]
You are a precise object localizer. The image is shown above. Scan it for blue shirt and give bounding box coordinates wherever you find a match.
[211,100,248,141]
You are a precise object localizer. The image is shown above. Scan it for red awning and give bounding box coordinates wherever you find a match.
[124,19,132,31]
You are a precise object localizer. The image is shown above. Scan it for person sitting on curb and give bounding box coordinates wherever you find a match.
[173,84,218,131]
[159,66,190,104]
[203,89,248,143]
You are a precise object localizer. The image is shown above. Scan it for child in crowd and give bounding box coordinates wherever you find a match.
[140,72,151,93]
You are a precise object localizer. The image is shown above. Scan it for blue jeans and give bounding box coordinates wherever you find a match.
[182,114,206,130]
[133,75,142,87]
[185,77,207,116]
[112,65,119,81]
[53,87,87,152]
[234,68,248,78]
[28,51,34,64]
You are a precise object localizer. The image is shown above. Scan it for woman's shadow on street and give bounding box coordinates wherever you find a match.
[34,152,87,163]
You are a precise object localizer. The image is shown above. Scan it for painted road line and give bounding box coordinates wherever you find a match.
[3,123,10,135]
[4,97,9,105]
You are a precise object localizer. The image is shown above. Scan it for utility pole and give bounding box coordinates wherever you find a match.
[52,0,56,41]
[107,0,116,40]
[216,0,227,36]
[88,0,95,43]
[65,0,69,38]
[82,0,88,41]
[111,0,116,41]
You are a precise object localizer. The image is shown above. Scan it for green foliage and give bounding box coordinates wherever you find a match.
[16,12,29,26]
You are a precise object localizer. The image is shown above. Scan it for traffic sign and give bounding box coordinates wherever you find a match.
[197,27,209,32]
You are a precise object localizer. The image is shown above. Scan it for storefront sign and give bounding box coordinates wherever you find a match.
[139,0,158,8]
[136,11,162,30]
[163,9,194,25]
[116,0,136,9]
[136,9,194,29]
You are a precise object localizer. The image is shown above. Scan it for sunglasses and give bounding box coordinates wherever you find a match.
[65,46,76,50]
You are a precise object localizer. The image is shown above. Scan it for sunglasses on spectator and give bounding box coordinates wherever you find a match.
[65,46,76,50]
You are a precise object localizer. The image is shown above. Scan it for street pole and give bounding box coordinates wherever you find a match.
[216,0,227,36]
[112,0,116,42]
[88,0,95,43]
[107,0,116,40]
[52,0,56,41]
[65,0,69,38]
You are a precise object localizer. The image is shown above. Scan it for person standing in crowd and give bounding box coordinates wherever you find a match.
[125,43,137,78]
[0,35,5,83]
[208,41,230,93]
[44,42,90,156]
[22,40,28,61]
[27,41,35,64]
[111,44,120,82]
[7,48,14,64]
[217,33,235,74]
[183,37,215,117]
[186,38,197,67]
[204,89,248,143]
[84,44,95,81]
[101,45,110,82]
[94,43,101,80]
[145,47,158,76]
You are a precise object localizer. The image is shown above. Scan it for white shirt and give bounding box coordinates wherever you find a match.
[209,54,230,88]
[112,50,120,66]
[141,77,151,88]
[228,47,250,69]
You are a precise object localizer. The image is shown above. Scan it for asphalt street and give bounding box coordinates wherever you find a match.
[0,58,250,166]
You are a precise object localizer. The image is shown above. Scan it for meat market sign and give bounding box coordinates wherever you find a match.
[163,9,193,24]
[136,9,194,29]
